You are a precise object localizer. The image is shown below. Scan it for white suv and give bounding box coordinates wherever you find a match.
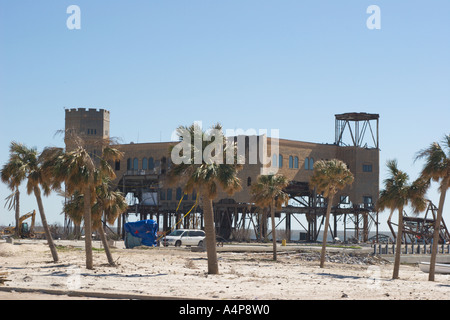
[164,229,206,247]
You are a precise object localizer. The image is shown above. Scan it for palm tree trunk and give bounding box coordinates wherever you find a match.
[98,221,115,266]
[320,194,334,268]
[393,206,404,279]
[201,193,219,274]
[14,188,20,238]
[33,186,59,263]
[84,186,94,269]
[270,204,277,261]
[428,182,448,281]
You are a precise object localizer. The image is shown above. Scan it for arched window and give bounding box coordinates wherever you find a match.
[247,177,252,186]
[289,156,293,169]
[294,156,299,169]
[127,158,132,170]
[148,157,154,170]
[309,157,314,170]
[305,157,309,170]
[142,157,148,170]
[279,155,283,168]
[133,158,138,170]
[272,154,277,168]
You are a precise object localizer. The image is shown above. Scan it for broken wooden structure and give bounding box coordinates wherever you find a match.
[387,200,450,244]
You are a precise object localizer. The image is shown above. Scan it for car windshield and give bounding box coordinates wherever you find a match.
[168,230,184,236]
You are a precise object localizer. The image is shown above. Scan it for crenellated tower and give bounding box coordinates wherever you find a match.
[64,108,110,155]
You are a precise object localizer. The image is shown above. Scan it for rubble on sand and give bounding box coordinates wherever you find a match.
[297,251,389,265]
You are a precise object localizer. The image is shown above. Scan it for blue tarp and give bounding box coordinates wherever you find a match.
[124,219,158,248]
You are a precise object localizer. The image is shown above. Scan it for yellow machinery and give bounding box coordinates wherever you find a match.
[1,210,36,238]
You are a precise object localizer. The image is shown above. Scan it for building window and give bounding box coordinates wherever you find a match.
[304,157,314,170]
[176,187,182,200]
[363,164,373,172]
[279,155,283,168]
[272,154,277,168]
[133,158,138,170]
[340,195,350,204]
[294,156,299,169]
[192,190,197,201]
[149,157,155,170]
[247,177,252,186]
[363,196,373,206]
[167,189,172,201]
[309,158,314,170]
[289,156,293,169]
[115,160,120,171]
[142,157,148,170]
[127,158,132,170]
[160,189,165,201]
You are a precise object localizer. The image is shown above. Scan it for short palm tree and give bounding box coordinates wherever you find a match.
[416,134,450,281]
[309,159,354,268]
[168,123,242,274]
[64,177,127,266]
[48,142,123,269]
[0,142,59,262]
[93,178,128,265]
[251,174,290,261]
[376,159,428,279]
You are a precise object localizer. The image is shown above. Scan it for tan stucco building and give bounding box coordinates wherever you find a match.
[65,108,380,242]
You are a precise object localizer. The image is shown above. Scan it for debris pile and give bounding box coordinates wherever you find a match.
[297,251,388,265]
[0,272,10,285]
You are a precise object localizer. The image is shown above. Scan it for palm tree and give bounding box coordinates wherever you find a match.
[48,143,123,269]
[64,177,127,266]
[309,159,354,268]
[376,159,428,279]
[0,142,59,262]
[416,134,450,281]
[250,174,290,261]
[94,178,127,265]
[168,123,242,274]
[3,189,20,237]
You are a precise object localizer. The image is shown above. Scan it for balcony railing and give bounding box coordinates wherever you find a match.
[125,168,160,176]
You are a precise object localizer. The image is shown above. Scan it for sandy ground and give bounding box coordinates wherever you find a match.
[1,240,449,300]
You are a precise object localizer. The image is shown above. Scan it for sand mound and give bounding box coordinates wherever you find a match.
[0,243,24,257]
[0,242,48,257]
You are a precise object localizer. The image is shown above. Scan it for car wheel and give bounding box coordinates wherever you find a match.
[198,240,203,247]
[175,240,181,247]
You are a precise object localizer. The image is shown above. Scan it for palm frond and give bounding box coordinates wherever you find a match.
[309,159,354,198]
[168,122,242,200]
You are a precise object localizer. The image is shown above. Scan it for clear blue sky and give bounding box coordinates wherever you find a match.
[0,1,449,232]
